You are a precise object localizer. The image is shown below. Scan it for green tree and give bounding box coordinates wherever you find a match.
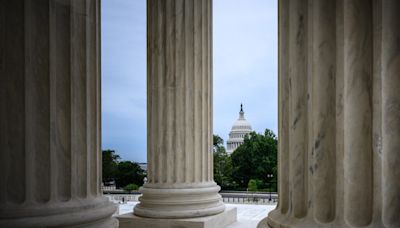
[214,146,234,189]
[231,129,278,191]
[247,179,258,192]
[102,150,120,182]
[213,135,224,148]
[123,183,139,193]
[213,135,235,189]
[115,161,146,188]
[248,179,264,192]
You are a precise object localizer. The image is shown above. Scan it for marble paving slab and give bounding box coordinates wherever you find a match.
[114,201,276,228]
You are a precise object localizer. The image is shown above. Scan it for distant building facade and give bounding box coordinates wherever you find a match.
[226,104,253,154]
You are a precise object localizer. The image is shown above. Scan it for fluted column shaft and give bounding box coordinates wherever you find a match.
[133,0,224,219]
[0,1,117,227]
[262,0,400,227]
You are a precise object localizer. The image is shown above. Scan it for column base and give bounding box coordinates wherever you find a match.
[118,205,237,228]
[257,208,354,228]
[258,209,319,228]
[134,182,225,218]
[0,197,118,228]
[258,208,290,228]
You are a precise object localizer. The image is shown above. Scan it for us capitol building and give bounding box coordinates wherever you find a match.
[226,104,253,154]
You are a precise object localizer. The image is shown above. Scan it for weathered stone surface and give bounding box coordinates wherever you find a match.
[381,1,400,227]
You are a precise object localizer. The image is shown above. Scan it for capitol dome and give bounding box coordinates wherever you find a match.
[226,104,252,154]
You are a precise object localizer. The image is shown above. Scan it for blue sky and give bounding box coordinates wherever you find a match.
[102,0,277,162]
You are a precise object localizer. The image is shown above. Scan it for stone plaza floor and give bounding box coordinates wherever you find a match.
[115,201,276,228]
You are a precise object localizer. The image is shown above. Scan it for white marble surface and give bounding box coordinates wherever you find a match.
[118,206,237,228]
[116,201,276,228]
[228,204,276,228]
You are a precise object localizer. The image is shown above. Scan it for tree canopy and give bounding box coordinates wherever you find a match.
[213,129,278,192]
[213,135,224,148]
[123,183,139,193]
[103,129,277,192]
[115,161,145,188]
[213,135,234,189]
[102,150,120,182]
[102,150,145,189]
[231,129,277,190]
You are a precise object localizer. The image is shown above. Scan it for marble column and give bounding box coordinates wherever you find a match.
[260,0,400,227]
[0,1,117,227]
[133,0,225,219]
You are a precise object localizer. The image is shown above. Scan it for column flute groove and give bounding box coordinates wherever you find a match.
[201,0,207,183]
[288,0,308,218]
[278,0,290,214]
[175,0,185,184]
[194,0,201,183]
[207,0,212,181]
[184,0,192,184]
[208,0,213,181]
[335,0,345,225]
[311,0,336,223]
[0,0,26,206]
[382,0,400,227]
[343,0,373,226]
